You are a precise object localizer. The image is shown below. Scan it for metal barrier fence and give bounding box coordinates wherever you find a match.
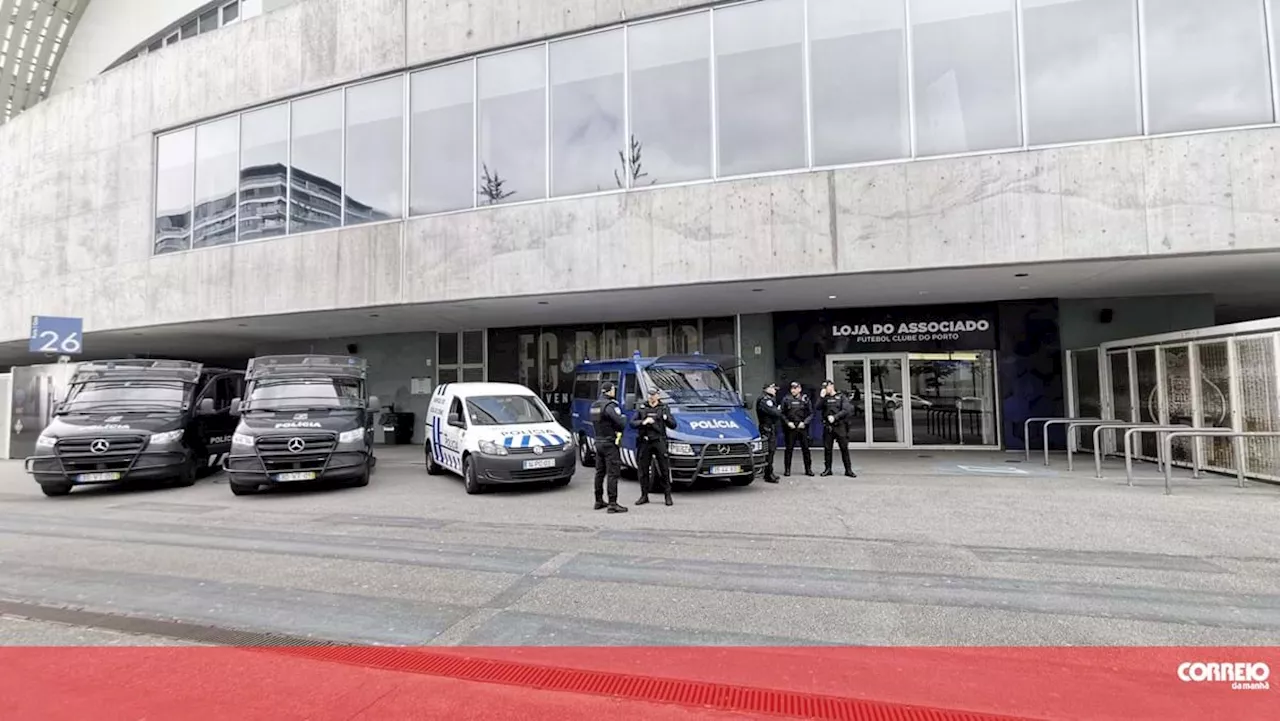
[1158,431,1280,495]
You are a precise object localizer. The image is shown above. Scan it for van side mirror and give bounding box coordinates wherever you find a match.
[743,393,754,408]
[229,397,242,417]
[624,393,637,409]
[197,397,216,415]
[447,412,464,428]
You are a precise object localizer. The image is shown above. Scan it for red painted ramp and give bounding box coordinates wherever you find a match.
[0,646,1275,720]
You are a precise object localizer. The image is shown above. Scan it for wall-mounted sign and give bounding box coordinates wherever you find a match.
[779,303,999,354]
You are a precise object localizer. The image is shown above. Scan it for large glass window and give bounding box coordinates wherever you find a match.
[410,62,474,215]
[809,0,909,165]
[1144,0,1273,135]
[550,29,625,195]
[238,103,288,242]
[192,117,239,249]
[1023,0,1140,145]
[910,0,1020,156]
[289,90,343,233]
[344,77,404,225]
[714,0,806,176]
[154,129,194,254]
[628,12,713,186]
[477,46,546,205]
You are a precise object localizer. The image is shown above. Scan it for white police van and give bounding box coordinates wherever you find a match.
[424,382,576,494]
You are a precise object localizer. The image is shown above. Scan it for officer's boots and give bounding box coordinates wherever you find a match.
[607,502,628,514]
[594,497,607,510]
[821,467,834,477]
[664,491,673,506]
[636,493,650,505]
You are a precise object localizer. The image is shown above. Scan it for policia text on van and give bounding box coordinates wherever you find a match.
[25,360,244,497]
[223,355,378,496]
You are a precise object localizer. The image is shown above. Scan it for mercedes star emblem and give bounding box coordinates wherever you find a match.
[533,445,544,455]
[286,437,306,453]
[717,445,731,456]
[89,439,110,455]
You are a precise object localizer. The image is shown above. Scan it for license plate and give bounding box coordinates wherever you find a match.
[274,471,317,482]
[709,465,741,476]
[523,459,556,470]
[76,472,121,483]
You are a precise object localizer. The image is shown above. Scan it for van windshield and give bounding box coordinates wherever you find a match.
[466,395,553,426]
[244,378,364,412]
[644,365,739,407]
[60,381,189,413]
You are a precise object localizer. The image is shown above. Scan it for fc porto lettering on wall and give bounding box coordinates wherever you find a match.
[825,304,998,352]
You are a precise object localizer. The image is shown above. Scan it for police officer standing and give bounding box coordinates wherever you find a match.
[590,382,628,513]
[780,381,814,477]
[631,388,677,506]
[754,382,783,483]
[819,380,857,478]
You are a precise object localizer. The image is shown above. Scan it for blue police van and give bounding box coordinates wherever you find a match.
[569,353,765,488]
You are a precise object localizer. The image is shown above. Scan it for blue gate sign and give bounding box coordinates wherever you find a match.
[29,316,83,355]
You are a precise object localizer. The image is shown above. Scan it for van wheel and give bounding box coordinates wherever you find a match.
[463,456,484,495]
[425,444,443,475]
[347,464,371,488]
[578,435,596,468]
[230,483,260,496]
[40,483,72,497]
[171,457,198,488]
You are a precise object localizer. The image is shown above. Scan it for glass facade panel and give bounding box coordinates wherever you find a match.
[344,77,403,226]
[238,103,288,242]
[1109,351,1132,422]
[550,29,625,195]
[1235,337,1280,479]
[808,0,909,165]
[1072,349,1100,450]
[289,91,343,233]
[1145,0,1273,134]
[1163,345,1193,463]
[714,0,806,176]
[1134,349,1159,458]
[1196,342,1234,469]
[1023,0,1140,145]
[193,117,239,249]
[154,129,194,254]
[410,62,475,215]
[628,12,713,186]
[462,330,485,365]
[908,351,998,446]
[910,0,1020,156]
[477,46,546,205]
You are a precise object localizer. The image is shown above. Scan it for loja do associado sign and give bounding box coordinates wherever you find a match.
[821,304,999,352]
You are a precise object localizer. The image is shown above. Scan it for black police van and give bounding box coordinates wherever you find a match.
[224,355,378,496]
[25,359,245,497]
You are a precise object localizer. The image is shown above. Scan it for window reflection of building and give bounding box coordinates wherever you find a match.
[153,214,191,254]
[193,192,238,248]
[238,163,288,241]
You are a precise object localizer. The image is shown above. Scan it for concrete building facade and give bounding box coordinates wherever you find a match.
[4,0,1280,449]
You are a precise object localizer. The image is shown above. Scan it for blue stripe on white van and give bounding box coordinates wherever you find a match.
[501,434,567,448]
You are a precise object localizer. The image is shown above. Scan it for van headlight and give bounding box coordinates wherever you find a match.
[231,433,255,448]
[669,443,694,457]
[750,439,763,453]
[35,433,57,449]
[149,430,184,445]
[478,440,509,456]
[337,428,365,444]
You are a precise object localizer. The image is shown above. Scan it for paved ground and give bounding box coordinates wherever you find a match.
[0,446,1277,647]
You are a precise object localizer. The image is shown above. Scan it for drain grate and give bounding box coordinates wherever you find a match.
[0,599,1036,721]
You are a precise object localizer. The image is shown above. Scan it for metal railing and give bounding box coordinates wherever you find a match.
[1122,426,1198,487]
[1090,423,1188,478]
[1061,419,1123,471]
[1022,417,1101,464]
[1158,431,1280,495]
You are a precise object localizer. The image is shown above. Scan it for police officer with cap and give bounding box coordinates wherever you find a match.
[589,382,628,513]
[631,387,678,506]
[780,381,815,477]
[754,382,783,483]
[819,379,857,478]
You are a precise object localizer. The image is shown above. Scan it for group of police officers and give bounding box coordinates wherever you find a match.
[587,378,858,513]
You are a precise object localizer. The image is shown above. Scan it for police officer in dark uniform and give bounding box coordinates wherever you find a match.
[754,382,783,483]
[589,382,628,513]
[779,381,814,477]
[819,379,857,478]
[631,388,677,506]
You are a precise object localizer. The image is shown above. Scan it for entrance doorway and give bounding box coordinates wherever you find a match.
[826,352,1000,449]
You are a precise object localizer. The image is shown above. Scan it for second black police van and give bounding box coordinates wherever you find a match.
[224,355,378,496]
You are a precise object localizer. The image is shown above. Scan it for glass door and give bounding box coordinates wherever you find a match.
[906,352,999,447]
[827,354,910,447]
